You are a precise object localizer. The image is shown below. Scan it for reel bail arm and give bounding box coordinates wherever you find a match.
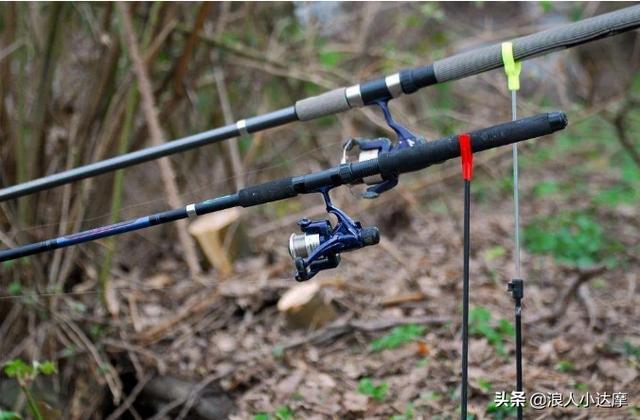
[341,99,425,198]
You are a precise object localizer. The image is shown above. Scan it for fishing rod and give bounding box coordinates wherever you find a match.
[0,112,567,272]
[0,5,637,201]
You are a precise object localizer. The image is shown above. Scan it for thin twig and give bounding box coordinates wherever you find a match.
[118,3,202,277]
[105,373,153,420]
[612,98,640,167]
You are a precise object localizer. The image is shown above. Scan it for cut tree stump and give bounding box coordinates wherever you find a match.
[277,281,337,329]
[187,208,249,277]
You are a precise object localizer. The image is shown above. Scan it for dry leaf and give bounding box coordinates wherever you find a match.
[343,391,368,412]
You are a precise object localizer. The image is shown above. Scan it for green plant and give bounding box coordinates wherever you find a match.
[390,403,414,420]
[469,307,514,357]
[319,49,342,68]
[275,406,293,420]
[358,378,389,401]
[486,401,517,420]
[554,360,574,373]
[477,378,492,393]
[0,411,22,420]
[482,246,506,263]
[532,180,560,197]
[575,383,588,391]
[524,213,608,267]
[594,154,640,206]
[416,357,429,368]
[3,359,57,420]
[539,1,554,13]
[421,391,441,402]
[370,324,425,351]
[623,341,640,359]
[271,345,285,358]
[253,406,293,420]
[7,281,22,295]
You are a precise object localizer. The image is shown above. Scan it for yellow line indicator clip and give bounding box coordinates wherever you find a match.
[501,42,522,91]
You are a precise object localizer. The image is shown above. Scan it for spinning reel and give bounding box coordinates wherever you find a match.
[341,99,425,198]
[288,100,423,280]
[288,187,380,281]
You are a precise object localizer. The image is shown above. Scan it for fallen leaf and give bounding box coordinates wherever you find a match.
[343,391,368,412]
[277,369,305,395]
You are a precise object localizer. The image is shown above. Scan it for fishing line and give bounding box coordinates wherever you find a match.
[502,41,524,420]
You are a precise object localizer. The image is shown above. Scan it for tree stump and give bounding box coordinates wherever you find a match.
[277,282,337,329]
[187,208,249,277]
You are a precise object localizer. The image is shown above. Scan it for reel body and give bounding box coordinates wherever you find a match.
[288,187,379,281]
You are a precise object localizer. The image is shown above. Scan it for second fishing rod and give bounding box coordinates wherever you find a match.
[0,112,567,271]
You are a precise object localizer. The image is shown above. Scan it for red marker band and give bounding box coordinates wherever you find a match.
[459,133,473,181]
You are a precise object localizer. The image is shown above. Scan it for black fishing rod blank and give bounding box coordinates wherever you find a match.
[1,5,637,202]
[0,112,567,263]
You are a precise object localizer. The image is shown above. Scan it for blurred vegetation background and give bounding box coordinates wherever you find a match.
[0,2,639,419]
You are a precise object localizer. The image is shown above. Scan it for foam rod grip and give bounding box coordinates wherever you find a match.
[377,112,567,177]
[295,88,350,121]
[238,177,297,207]
[433,5,640,83]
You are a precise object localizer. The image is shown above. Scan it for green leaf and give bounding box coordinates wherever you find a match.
[3,359,32,379]
[469,308,513,358]
[370,324,425,351]
[482,246,506,263]
[8,281,22,295]
[421,390,441,401]
[390,402,414,420]
[539,1,553,13]
[477,378,492,393]
[524,212,611,268]
[486,401,517,419]
[319,50,342,68]
[253,414,270,420]
[37,361,57,376]
[274,406,293,420]
[358,378,389,401]
[533,180,560,197]
[271,345,284,358]
[623,341,640,359]
[419,3,445,21]
[0,411,22,420]
[554,360,574,373]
